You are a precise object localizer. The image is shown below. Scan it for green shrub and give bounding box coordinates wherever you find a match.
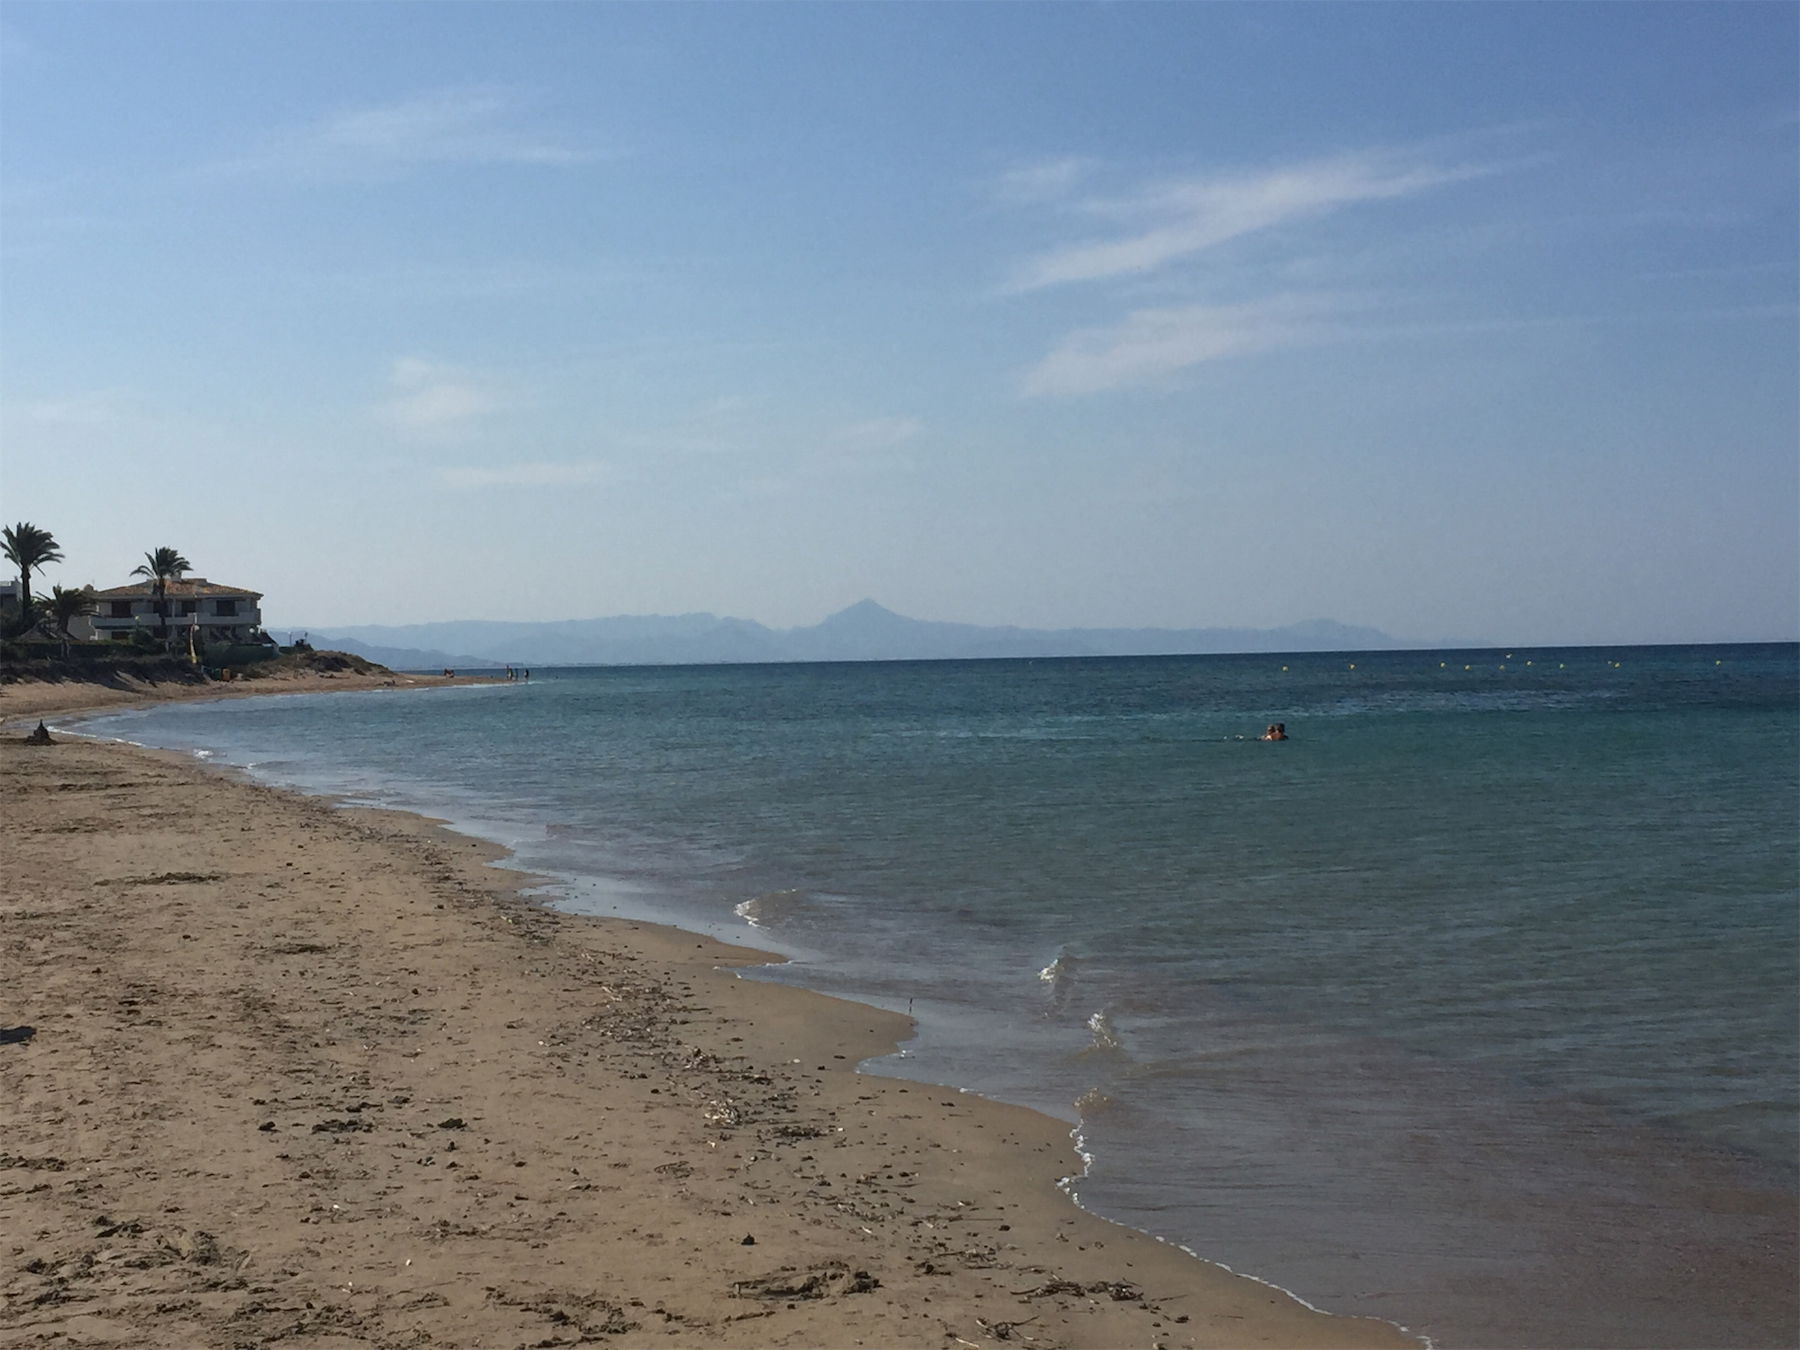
[208,643,280,668]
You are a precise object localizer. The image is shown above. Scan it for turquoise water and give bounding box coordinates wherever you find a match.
[77,645,1798,1347]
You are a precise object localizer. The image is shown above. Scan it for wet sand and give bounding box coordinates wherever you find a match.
[0,664,498,724]
[1,677,1418,1349]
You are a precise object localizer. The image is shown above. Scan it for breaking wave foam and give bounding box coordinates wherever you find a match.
[734,888,810,928]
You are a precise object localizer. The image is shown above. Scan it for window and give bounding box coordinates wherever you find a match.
[109,601,133,618]
[180,600,198,615]
[112,632,131,643]
[214,598,238,617]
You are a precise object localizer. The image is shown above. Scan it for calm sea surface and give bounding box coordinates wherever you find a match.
[76,645,1799,1348]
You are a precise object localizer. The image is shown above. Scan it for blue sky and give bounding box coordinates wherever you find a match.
[3,2,1794,644]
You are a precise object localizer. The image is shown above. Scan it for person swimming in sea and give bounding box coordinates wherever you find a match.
[1260,723,1288,741]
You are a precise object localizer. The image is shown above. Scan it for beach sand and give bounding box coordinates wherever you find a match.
[0,664,497,724]
[1,677,1417,1349]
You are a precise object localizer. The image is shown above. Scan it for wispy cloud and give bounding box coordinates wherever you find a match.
[832,417,923,451]
[308,259,653,304]
[610,401,924,465]
[1002,141,1518,396]
[0,174,128,262]
[439,461,610,489]
[1636,259,1799,282]
[1022,295,1331,397]
[991,157,1094,206]
[14,389,135,427]
[374,357,503,439]
[799,416,924,483]
[224,87,597,179]
[1009,149,1488,292]
[617,395,771,458]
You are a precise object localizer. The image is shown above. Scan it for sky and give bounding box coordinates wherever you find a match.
[2,2,1795,646]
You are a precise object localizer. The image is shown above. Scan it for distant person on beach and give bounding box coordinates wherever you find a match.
[1260,723,1288,741]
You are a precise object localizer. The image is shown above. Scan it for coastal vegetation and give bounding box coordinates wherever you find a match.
[0,524,364,687]
[232,648,384,680]
[45,584,97,657]
[130,545,193,647]
[2,520,64,636]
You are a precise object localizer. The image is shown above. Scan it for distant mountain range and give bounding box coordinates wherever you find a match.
[283,601,1475,670]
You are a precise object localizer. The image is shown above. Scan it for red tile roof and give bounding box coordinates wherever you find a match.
[90,578,263,600]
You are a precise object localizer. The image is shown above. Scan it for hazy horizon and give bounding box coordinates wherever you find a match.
[4,4,1795,648]
[282,597,1795,657]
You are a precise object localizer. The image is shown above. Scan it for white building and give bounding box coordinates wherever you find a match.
[80,578,268,647]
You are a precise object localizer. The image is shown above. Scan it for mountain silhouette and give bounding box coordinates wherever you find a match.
[294,602,1462,669]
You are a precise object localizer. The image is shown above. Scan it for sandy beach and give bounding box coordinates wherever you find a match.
[0,663,500,724]
[2,675,1417,1349]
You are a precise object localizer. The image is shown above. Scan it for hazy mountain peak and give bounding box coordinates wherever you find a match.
[298,601,1443,668]
[818,599,906,627]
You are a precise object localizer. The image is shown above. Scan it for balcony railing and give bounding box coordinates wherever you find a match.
[89,614,262,631]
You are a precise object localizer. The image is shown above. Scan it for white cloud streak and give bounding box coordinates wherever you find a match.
[608,402,924,464]
[991,157,1094,206]
[225,88,595,179]
[1022,296,1329,397]
[1024,296,1800,397]
[374,357,502,439]
[833,417,922,451]
[16,389,133,427]
[1010,150,1487,291]
[439,461,610,489]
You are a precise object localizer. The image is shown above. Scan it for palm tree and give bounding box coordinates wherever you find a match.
[2,521,64,619]
[131,546,192,646]
[46,584,97,656]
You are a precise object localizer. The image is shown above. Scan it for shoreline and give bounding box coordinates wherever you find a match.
[0,665,505,731]
[2,678,1420,1349]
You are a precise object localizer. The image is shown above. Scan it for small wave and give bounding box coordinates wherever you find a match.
[1038,947,1079,984]
[1074,1086,1117,1116]
[734,888,810,929]
[1038,946,1080,1014]
[1085,1009,1126,1055]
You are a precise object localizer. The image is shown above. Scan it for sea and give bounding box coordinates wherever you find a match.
[73,643,1798,1349]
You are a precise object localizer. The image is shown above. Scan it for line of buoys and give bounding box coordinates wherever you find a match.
[1267,655,1732,674]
